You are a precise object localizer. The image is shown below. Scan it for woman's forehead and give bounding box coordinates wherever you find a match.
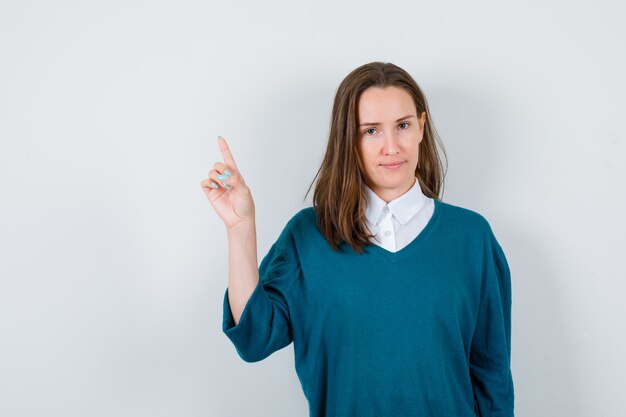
[358,87,416,122]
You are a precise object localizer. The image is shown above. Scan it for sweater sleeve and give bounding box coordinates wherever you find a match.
[222,224,299,363]
[469,224,515,416]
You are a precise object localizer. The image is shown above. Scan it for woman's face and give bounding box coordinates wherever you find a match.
[357,85,426,202]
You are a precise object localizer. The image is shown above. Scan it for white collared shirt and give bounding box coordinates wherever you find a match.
[363,177,435,253]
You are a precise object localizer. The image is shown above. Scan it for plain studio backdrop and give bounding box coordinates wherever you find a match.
[1,0,624,416]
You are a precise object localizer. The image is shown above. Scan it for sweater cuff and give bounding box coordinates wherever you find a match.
[222,278,263,338]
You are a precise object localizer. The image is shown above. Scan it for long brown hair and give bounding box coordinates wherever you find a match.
[304,61,448,254]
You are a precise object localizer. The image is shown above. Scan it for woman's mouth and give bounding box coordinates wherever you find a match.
[381,161,404,170]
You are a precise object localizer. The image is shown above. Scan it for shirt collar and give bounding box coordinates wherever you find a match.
[363,177,428,226]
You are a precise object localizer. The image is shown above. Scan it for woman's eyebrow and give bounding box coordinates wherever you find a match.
[359,114,415,127]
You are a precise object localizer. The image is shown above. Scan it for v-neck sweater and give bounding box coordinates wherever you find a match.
[222,199,514,416]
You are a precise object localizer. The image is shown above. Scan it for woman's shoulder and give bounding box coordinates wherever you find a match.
[270,206,317,240]
[435,199,496,236]
[268,206,325,253]
[285,206,317,232]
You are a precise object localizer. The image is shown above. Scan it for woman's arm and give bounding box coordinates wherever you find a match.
[226,219,259,325]
[202,136,293,361]
[469,226,515,416]
[221,218,298,363]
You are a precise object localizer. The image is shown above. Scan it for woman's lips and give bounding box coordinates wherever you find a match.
[381,161,404,170]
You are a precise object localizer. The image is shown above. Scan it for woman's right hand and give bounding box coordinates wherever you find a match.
[200,136,255,230]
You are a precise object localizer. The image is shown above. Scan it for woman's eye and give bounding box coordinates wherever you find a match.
[363,124,409,136]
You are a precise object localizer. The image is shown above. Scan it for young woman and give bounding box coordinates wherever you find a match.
[201,62,514,417]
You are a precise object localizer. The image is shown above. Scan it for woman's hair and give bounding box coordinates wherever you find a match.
[304,61,448,254]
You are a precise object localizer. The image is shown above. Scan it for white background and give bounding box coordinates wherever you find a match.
[1,0,624,416]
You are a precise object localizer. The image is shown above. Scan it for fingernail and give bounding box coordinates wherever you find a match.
[218,174,229,181]
[210,181,219,189]
[224,169,232,176]
[222,182,231,189]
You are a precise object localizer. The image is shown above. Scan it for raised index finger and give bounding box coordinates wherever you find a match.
[217,136,239,171]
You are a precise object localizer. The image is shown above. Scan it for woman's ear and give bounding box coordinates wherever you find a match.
[417,111,427,142]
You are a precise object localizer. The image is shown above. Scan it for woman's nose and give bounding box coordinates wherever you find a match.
[383,132,399,155]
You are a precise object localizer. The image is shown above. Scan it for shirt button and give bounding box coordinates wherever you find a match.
[384,231,391,236]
